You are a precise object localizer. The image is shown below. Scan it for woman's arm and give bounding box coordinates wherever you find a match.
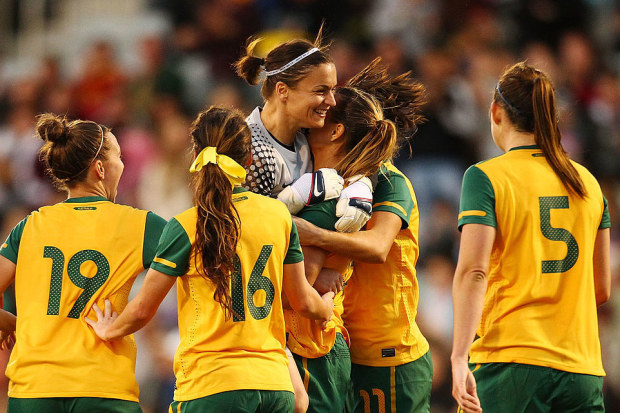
[0,255,16,333]
[86,268,176,341]
[294,210,402,263]
[451,223,495,413]
[593,228,611,306]
[283,261,333,322]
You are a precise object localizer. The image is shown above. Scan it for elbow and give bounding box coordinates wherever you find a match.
[367,246,390,264]
[596,289,611,307]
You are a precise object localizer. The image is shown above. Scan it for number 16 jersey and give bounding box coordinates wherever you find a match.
[0,196,166,401]
[458,146,611,376]
[150,187,303,401]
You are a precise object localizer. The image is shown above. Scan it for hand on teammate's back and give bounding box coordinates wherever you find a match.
[278,169,344,214]
[85,299,118,341]
[335,176,373,233]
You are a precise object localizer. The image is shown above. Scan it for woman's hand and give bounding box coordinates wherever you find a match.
[313,268,344,295]
[451,358,482,413]
[85,299,118,341]
[314,291,335,329]
[0,330,15,350]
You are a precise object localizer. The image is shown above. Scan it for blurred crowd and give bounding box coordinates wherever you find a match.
[0,0,619,412]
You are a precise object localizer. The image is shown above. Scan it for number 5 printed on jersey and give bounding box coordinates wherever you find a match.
[44,246,110,318]
[539,196,579,273]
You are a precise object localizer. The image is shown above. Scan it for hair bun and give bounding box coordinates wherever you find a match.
[36,113,69,144]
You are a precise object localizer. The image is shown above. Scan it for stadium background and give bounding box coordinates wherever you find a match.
[0,0,618,411]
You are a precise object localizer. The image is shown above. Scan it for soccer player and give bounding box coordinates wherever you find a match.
[86,105,334,413]
[451,62,611,413]
[0,113,166,412]
[294,58,432,413]
[235,30,371,233]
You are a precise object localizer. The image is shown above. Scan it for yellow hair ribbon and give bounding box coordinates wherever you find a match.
[189,146,247,186]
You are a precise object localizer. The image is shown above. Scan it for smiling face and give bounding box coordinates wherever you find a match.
[284,62,337,129]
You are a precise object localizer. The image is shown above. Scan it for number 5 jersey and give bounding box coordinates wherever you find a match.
[457,145,611,376]
[0,196,166,401]
[149,187,304,401]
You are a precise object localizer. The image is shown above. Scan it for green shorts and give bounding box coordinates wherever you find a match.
[8,397,141,413]
[472,362,604,413]
[169,390,294,413]
[292,333,351,413]
[350,351,432,413]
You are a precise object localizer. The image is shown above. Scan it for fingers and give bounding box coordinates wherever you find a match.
[104,299,112,316]
[92,302,103,320]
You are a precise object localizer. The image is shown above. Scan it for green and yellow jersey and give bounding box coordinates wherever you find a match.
[0,196,166,401]
[285,199,351,359]
[150,187,303,401]
[458,145,610,376]
[343,162,429,367]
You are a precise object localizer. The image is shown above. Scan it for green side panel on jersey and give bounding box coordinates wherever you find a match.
[373,166,414,229]
[0,216,28,264]
[298,199,338,231]
[150,217,192,277]
[142,212,167,269]
[284,221,304,264]
[458,165,497,230]
[600,196,611,229]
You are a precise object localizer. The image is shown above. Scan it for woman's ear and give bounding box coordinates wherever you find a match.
[330,123,345,142]
[490,101,502,126]
[94,160,105,180]
[274,81,289,102]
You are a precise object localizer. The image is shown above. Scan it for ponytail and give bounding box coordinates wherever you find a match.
[189,106,252,319]
[496,62,586,198]
[336,118,397,180]
[234,38,265,86]
[532,76,585,198]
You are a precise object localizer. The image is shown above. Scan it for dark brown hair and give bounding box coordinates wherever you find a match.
[37,113,110,191]
[495,61,585,198]
[347,57,426,147]
[189,105,252,319]
[329,87,398,180]
[234,25,333,100]
[327,58,427,179]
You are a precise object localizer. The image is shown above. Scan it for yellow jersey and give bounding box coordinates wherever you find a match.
[285,198,351,359]
[343,162,429,367]
[458,145,611,376]
[150,187,303,401]
[0,196,166,401]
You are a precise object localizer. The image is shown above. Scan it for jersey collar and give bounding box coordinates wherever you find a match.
[233,187,248,194]
[509,144,540,151]
[64,196,110,203]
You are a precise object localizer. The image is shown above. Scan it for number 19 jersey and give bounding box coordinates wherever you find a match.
[0,196,166,401]
[458,146,611,376]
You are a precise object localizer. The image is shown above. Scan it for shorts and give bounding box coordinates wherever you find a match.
[8,396,141,413]
[350,351,432,413]
[471,362,604,413]
[292,333,351,413]
[169,390,294,413]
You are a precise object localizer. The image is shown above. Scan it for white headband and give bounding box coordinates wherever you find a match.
[265,48,320,77]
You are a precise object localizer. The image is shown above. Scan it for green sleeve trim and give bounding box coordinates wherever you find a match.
[372,169,414,229]
[600,196,611,229]
[458,165,496,230]
[0,216,29,264]
[142,212,168,269]
[297,199,338,231]
[284,221,304,264]
[150,218,192,277]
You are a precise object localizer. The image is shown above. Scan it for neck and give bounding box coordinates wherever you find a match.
[261,101,299,146]
[67,183,109,201]
[310,141,344,171]
[500,129,536,152]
